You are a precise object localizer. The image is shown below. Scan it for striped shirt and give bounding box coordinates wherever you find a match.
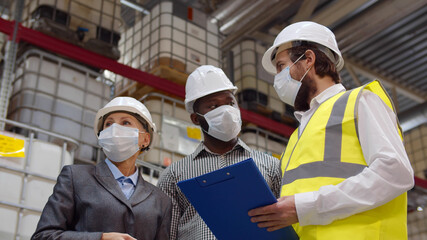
[157,138,282,240]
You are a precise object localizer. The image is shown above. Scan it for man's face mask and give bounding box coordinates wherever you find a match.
[196,105,242,142]
[273,52,312,107]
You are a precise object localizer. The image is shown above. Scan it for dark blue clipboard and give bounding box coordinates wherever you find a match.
[177,158,299,240]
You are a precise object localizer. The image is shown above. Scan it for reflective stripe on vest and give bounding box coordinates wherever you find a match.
[281,90,367,186]
[280,80,407,240]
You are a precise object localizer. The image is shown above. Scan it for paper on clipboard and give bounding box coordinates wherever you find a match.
[177,158,299,240]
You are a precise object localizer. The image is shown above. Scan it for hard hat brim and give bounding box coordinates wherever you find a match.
[262,44,280,74]
[185,86,238,113]
[262,41,345,74]
[93,105,157,148]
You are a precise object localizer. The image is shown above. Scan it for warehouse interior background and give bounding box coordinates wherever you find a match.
[0,0,426,239]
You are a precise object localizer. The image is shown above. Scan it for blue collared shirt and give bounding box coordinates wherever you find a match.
[105,159,139,199]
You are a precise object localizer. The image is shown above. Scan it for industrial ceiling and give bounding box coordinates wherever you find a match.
[1,0,426,131]
[134,0,427,131]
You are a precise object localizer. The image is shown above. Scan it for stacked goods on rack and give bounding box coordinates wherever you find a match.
[140,93,200,168]
[7,49,113,164]
[0,129,74,240]
[231,39,298,127]
[20,0,122,59]
[240,126,287,159]
[114,1,221,99]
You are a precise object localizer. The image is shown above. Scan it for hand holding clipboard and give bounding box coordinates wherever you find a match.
[177,158,299,240]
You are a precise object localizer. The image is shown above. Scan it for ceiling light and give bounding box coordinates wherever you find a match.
[120,0,150,15]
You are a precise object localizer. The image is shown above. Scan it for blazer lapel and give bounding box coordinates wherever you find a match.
[130,172,153,207]
[95,161,132,209]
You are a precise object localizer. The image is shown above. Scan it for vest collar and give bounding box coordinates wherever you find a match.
[294,83,346,122]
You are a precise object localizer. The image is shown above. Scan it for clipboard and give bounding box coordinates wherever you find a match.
[177,158,299,240]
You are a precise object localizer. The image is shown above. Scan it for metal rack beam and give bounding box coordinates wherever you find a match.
[0,17,295,137]
[415,176,427,190]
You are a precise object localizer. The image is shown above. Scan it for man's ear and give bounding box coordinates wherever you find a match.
[190,113,200,125]
[304,49,316,69]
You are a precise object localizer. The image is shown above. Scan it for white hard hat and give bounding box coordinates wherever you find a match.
[262,21,344,74]
[185,65,237,113]
[94,97,157,148]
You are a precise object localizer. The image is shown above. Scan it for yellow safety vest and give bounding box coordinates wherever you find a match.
[280,80,407,240]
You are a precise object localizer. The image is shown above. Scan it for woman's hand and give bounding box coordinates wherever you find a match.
[102,232,137,240]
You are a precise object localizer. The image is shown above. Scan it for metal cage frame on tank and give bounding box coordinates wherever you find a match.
[137,92,202,184]
[0,118,78,240]
[7,48,114,164]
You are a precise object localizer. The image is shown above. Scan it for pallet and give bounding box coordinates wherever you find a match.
[240,101,273,116]
[149,65,188,85]
[114,64,189,100]
[240,101,298,127]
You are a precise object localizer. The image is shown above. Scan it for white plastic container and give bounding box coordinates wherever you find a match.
[8,49,113,163]
[232,39,285,115]
[141,94,200,167]
[0,130,73,240]
[8,90,54,134]
[141,172,158,185]
[240,127,287,159]
[22,0,123,42]
[115,1,221,92]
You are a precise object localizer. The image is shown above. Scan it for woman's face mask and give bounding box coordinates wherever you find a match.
[98,123,143,162]
[196,105,242,142]
[274,53,311,107]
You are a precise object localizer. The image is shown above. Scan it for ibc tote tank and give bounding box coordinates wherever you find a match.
[0,120,76,240]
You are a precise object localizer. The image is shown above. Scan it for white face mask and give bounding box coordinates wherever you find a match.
[197,105,242,142]
[98,123,141,162]
[273,53,311,107]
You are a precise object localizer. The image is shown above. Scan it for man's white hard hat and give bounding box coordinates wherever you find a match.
[94,97,156,148]
[262,21,344,74]
[185,65,237,113]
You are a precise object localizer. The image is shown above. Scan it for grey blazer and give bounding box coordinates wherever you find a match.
[31,161,172,240]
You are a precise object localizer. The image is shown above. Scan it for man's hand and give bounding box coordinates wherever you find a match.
[101,232,136,240]
[248,195,299,232]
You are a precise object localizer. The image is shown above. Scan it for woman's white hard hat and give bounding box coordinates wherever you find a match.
[262,21,344,74]
[185,65,237,113]
[94,97,156,147]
